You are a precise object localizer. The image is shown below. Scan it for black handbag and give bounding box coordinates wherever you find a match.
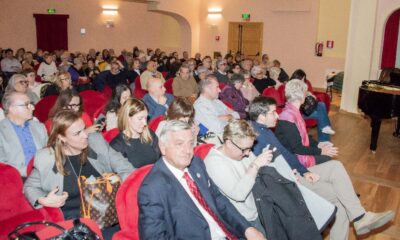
[8,218,101,240]
[300,95,317,116]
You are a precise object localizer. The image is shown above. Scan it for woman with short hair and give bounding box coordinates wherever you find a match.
[110,98,160,168]
[219,73,249,119]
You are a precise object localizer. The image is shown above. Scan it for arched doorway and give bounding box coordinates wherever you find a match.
[381,8,400,69]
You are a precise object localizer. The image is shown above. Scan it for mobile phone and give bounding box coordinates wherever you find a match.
[95,114,106,125]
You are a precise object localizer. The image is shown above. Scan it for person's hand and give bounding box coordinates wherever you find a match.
[38,187,68,208]
[244,227,266,240]
[158,95,167,105]
[254,149,273,168]
[318,141,333,148]
[191,123,200,137]
[86,123,104,134]
[218,114,233,122]
[321,145,338,157]
[304,172,320,183]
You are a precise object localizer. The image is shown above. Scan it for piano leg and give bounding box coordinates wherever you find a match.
[370,117,381,151]
[394,117,400,138]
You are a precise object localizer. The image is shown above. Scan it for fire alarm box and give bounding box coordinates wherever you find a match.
[326,40,334,49]
[215,36,220,41]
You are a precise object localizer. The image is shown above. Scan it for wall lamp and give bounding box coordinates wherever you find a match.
[102,5,118,15]
[208,8,222,18]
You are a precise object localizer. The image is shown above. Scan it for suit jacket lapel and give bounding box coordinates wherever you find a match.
[3,119,24,155]
[157,159,207,221]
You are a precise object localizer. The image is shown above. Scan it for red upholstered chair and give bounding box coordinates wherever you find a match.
[113,164,153,240]
[193,144,215,160]
[93,104,106,122]
[305,80,331,112]
[164,78,174,94]
[0,163,63,238]
[102,85,113,99]
[80,90,107,119]
[102,128,120,143]
[36,218,103,240]
[148,115,166,132]
[34,95,58,123]
[219,83,225,90]
[262,87,285,113]
[133,76,148,99]
[161,71,168,79]
[26,157,34,177]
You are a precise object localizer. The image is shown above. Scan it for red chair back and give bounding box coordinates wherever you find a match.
[93,104,106,122]
[102,128,120,143]
[27,157,35,177]
[102,85,113,99]
[133,76,148,99]
[164,78,174,94]
[148,115,166,132]
[218,83,225,90]
[34,96,58,123]
[262,87,285,107]
[114,165,153,240]
[161,71,168,79]
[193,144,215,160]
[80,90,107,119]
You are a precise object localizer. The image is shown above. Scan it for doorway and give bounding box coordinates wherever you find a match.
[228,22,263,60]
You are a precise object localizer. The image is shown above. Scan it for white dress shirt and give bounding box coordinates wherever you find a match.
[163,158,227,240]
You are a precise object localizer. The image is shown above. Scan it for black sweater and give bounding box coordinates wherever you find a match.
[275,120,331,164]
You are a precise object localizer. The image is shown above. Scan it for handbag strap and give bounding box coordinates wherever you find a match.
[8,221,69,240]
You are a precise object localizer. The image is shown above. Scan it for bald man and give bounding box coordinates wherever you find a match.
[143,77,174,120]
[140,60,165,90]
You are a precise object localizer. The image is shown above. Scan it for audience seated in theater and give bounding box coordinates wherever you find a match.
[219,73,249,119]
[23,68,41,99]
[186,58,197,75]
[173,64,199,101]
[47,89,100,134]
[180,51,189,63]
[194,65,212,83]
[155,97,199,141]
[140,60,165,90]
[110,98,160,168]
[194,52,202,66]
[214,59,230,84]
[0,91,47,177]
[234,52,242,64]
[5,74,40,104]
[15,48,26,62]
[104,60,131,90]
[143,77,174,121]
[96,52,108,72]
[104,84,131,131]
[165,61,181,80]
[249,96,395,238]
[202,56,213,71]
[194,74,240,135]
[276,80,336,162]
[43,71,73,97]
[138,120,265,240]
[289,71,335,142]
[240,58,253,73]
[268,67,283,89]
[58,52,72,72]
[260,54,269,69]
[128,58,141,91]
[23,110,134,239]
[241,72,259,102]
[1,48,22,79]
[156,56,169,73]
[69,58,91,91]
[37,53,58,82]
[85,58,100,82]
[21,51,38,70]
[204,120,272,237]
[251,65,276,94]
[272,59,289,82]
[228,63,242,78]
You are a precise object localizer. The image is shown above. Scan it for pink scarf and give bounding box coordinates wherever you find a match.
[279,102,315,168]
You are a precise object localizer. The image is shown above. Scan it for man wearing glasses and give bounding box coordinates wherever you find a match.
[0,91,47,178]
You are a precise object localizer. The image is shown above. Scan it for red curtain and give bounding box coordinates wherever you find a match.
[381,9,400,69]
[33,14,69,52]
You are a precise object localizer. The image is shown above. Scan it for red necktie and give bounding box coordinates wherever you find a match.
[183,172,237,240]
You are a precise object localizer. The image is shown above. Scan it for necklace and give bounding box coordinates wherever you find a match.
[66,155,83,178]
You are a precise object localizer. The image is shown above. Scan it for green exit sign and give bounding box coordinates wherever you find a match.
[242,13,250,19]
[47,8,56,14]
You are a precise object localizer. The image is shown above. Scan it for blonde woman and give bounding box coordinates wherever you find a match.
[42,71,73,97]
[110,98,161,168]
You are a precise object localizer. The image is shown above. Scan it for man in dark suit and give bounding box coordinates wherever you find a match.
[138,120,265,240]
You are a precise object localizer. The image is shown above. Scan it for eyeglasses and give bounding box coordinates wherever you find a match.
[13,101,34,108]
[230,139,252,154]
[60,77,71,82]
[17,80,29,85]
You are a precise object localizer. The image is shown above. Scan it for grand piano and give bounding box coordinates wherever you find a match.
[358,81,400,151]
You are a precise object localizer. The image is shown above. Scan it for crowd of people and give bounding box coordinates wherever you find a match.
[0,46,395,240]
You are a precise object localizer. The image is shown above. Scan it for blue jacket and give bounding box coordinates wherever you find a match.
[251,121,309,176]
[143,93,174,121]
[138,156,251,239]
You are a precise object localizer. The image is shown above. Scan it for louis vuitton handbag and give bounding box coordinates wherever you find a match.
[77,173,121,229]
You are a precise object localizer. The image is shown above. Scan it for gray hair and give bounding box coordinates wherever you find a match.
[199,74,217,93]
[159,120,192,143]
[230,73,245,84]
[196,66,211,75]
[5,74,26,93]
[269,67,281,81]
[2,91,25,115]
[250,65,263,78]
[216,59,226,68]
[285,79,308,102]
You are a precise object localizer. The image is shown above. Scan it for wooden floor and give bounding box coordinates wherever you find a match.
[313,92,400,239]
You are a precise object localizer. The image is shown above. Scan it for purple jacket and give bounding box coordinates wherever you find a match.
[219,84,249,119]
